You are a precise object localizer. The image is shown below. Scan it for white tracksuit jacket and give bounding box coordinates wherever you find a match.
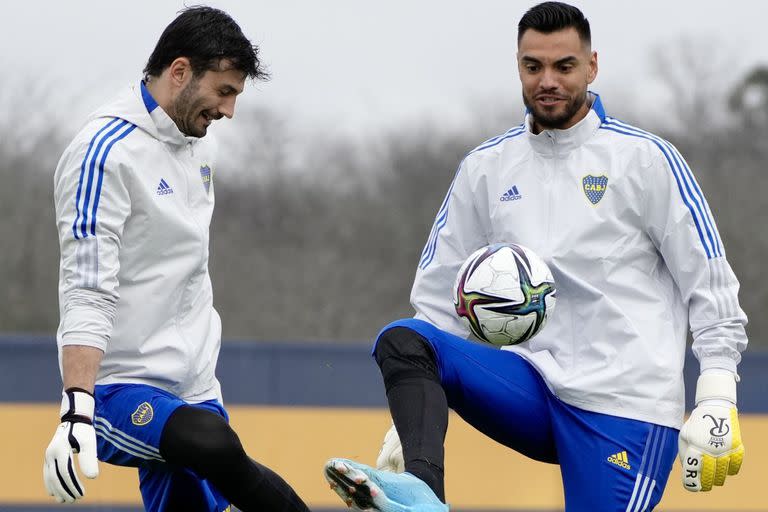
[413,93,747,428]
[54,82,222,402]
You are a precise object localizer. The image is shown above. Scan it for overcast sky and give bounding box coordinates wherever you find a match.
[3,1,767,136]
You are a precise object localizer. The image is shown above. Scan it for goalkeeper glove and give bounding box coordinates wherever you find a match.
[678,370,744,492]
[43,388,99,502]
[376,423,405,473]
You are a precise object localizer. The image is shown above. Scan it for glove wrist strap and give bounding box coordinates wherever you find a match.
[695,372,737,405]
[60,388,95,424]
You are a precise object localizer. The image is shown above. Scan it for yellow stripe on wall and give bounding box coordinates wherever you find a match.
[4,404,766,510]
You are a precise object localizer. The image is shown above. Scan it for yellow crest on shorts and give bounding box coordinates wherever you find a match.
[131,402,154,426]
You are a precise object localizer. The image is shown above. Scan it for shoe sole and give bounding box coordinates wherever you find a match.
[324,459,382,510]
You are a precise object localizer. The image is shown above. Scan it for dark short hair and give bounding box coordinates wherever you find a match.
[144,5,268,81]
[518,2,591,46]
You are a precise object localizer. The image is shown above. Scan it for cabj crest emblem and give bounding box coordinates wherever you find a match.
[200,164,212,194]
[582,175,608,204]
[131,402,154,426]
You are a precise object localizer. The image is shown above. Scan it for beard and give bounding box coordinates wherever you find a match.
[523,89,588,130]
[170,77,207,137]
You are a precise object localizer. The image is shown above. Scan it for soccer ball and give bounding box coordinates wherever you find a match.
[453,243,556,346]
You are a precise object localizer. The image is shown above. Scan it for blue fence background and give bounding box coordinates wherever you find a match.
[1,335,765,410]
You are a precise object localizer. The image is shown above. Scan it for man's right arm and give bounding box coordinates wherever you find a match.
[45,123,133,503]
[55,124,132,357]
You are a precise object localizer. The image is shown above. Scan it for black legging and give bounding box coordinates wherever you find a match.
[374,326,449,502]
[159,405,310,512]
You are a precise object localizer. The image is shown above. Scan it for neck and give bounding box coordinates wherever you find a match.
[144,77,174,115]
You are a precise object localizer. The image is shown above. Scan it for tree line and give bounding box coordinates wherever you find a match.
[2,65,766,350]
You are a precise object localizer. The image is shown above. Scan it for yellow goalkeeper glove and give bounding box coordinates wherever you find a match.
[678,370,744,492]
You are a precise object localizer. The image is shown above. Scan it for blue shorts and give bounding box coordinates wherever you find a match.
[94,383,230,512]
[378,319,678,512]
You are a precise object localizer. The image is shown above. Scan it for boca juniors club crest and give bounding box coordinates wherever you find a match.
[582,175,608,204]
[131,402,154,426]
[200,164,212,193]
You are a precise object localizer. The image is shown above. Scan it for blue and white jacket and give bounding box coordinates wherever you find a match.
[54,82,222,402]
[413,93,748,428]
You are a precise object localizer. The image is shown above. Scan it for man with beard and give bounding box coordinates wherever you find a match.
[44,7,311,512]
[323,2,747,511]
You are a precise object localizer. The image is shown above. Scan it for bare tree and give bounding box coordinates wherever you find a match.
[650,35,733,137]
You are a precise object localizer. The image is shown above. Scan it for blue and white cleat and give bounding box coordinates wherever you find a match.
[324,458,448,511]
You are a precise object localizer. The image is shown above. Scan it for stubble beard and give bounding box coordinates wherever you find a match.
[524,90,588,130]
[170,78,205,138]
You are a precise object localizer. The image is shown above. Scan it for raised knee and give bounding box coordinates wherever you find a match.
[374,327,432,363]
[374,327,439,388]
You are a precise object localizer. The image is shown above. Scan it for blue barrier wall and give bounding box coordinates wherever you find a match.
[1,335,766,411]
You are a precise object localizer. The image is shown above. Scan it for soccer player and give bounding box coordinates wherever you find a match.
[323,2,747,511]
[44,7,310,511]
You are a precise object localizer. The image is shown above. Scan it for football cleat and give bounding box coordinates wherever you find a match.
[324,458,448,511]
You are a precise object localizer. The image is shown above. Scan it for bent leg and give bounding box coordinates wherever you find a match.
[94,383,225,511]
[160,404,310,512]
[95,383,308,512]
[375,323,449,500]
[374,319,557,501]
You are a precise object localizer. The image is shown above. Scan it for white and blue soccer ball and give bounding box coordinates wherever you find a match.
[453,243,556,346]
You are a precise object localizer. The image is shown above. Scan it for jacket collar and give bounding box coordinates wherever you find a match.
[140,80,159,113]
[525,92,605,155]
[89,81,197,148]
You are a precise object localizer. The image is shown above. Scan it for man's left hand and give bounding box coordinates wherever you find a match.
[678,372,744,492]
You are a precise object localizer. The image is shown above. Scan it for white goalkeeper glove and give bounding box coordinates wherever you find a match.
[678,370,744,492]
[376,423,405,473]
[43,388,100,503]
